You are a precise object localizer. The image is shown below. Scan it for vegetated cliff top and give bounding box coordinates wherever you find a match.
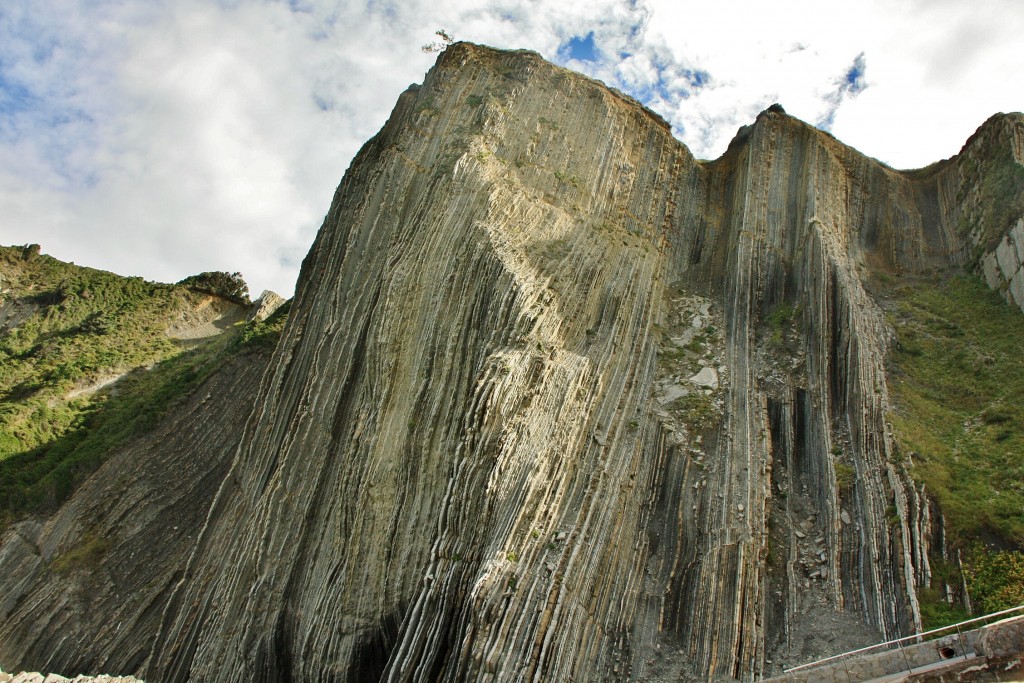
[0,244,287,529]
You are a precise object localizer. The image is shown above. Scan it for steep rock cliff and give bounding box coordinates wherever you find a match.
[142,44,1020,681]
[1,43,1021,683]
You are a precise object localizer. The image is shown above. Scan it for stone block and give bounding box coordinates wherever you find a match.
[1009,267,1024,311]
[982,251,1002,289]
[996,235,1019,283]
[976,615,1024,659]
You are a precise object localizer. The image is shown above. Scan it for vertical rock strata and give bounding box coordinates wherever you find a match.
[140,45,1022,681]
[138,45,1020,682]
[151,43,693,683]
[2,44,1021,683]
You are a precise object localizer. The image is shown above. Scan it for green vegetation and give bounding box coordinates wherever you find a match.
[414,96,437,115]
[420,28,454,54]
[177,271,250,304]
[917,557,972,630]
[0,245,286,530]
[765,302,798,349]
[963,545,1024,613]
[684,335,707,354]
[552,169,580,187]
[0,247,194,459]
[669,392,716,425]
[51,531,111,573]
[236,301,290,351]
[886,275,1024,546]
[537,116,559,130]
[960,144,1024,256]
[834,461,855,492]
[766,302,796,329]
[917,586,971,630]
[885,273,1024,622]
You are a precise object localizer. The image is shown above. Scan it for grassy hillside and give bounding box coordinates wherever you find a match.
[886,274,1024,545]
[884,272,1024,620]
[0,245,287,529]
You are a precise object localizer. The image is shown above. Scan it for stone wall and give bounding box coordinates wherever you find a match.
[767,632,977,683]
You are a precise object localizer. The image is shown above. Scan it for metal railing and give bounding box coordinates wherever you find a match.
[782,603,1024,675]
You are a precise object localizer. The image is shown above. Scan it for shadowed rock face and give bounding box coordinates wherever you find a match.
[0,353,269,676]
[1,43,1021,683]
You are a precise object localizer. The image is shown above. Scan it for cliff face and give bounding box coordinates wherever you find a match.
[0,352,269,675]
[1,43,1021,683]
[0,251,283,679]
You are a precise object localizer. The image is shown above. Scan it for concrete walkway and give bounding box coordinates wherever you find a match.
[865,653,976,682]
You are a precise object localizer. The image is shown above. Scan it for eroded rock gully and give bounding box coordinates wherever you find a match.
[1,43,1021,683]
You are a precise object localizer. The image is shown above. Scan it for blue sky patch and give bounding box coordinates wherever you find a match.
[286,0,314,13]
[0,60,98,188]
[0,69,37,121]
[312,93,333,112]
[844,52,867,94]
[562,32,597,62]
[688,69,710,89]
[816,52,868,131]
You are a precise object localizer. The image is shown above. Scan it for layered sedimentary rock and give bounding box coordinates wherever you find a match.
[1,43,1021,682]
[981,217,1024,310]
[0,353,269,676]
[140,44,1021,681]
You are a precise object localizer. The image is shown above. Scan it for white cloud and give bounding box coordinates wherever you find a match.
[0,0,1020,296]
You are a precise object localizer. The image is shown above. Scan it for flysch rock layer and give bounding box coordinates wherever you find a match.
[0,43,1021,683]
[142,44,1022,682]
[0,353,271,676]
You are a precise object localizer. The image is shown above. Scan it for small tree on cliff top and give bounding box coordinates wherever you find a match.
[178,271,250,305]
[422,29,454,53]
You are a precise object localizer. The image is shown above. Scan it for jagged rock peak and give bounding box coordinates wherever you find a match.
[246,290,286,323]
[439,41,674,131]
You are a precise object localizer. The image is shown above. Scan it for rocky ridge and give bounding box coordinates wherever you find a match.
[0,43,1021,683]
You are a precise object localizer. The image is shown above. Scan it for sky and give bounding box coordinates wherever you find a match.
[0,1,1022,298]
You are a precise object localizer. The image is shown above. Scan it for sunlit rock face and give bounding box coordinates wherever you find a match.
[1,43,1021,683]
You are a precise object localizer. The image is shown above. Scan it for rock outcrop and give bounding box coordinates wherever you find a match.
[981,218,1024,310]
[0,353,270,676]
[0,43,1021,683]
[247,290,286,323]
[0,671,143,683]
